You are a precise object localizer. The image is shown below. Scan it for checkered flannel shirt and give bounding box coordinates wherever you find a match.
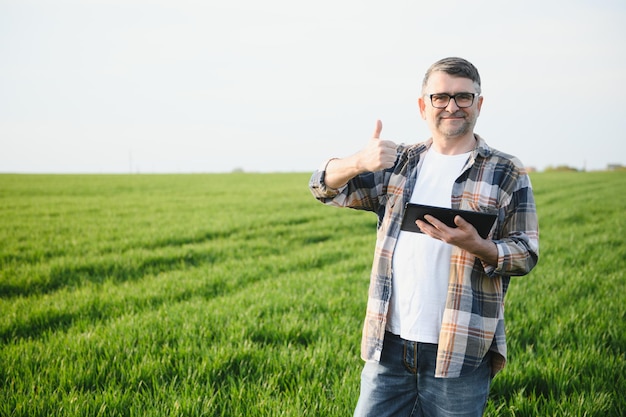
[309,135,539,378]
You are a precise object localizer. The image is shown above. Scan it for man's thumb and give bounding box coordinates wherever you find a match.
[372,120,383,139]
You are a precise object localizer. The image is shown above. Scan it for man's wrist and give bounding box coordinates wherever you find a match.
[474,240,498,267]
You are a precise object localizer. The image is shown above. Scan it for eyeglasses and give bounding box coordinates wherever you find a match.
[429,93,478,109]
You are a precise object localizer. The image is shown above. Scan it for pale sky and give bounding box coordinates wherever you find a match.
[1,0,625,173]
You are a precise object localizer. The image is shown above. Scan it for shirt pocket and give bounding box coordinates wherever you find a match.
[459,200,501,238]
[459,199,497,213]
[376,192,402,238]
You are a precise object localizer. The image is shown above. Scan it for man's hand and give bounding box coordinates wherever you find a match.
[417,214,498,266]
[356,120,397,172]
[323,120,397,189]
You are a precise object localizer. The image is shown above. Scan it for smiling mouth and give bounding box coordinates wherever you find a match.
[441,111,466,118]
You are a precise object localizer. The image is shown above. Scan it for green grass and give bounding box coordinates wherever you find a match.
[0,171,624,416]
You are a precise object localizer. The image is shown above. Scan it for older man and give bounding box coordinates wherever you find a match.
[309,57,539,417]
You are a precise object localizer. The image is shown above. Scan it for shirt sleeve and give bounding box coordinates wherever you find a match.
[308,159,394,213]
[308,158,346,200]
[487,174,540,277]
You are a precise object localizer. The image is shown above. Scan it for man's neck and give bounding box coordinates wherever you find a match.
[431,133,477,155]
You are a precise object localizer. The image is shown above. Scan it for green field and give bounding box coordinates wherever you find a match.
[1,171,624,416]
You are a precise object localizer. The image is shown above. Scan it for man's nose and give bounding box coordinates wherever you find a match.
[445,97,460,112]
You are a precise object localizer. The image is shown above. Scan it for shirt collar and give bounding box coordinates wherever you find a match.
[407,134,491,160]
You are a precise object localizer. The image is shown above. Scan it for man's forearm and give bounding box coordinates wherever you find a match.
[471,239,499,267]
[323,155,364,190]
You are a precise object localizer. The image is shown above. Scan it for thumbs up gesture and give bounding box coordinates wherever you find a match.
[358,120,398,172]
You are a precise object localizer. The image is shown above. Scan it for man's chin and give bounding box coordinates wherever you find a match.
[437,121,472,138]
[440,128,469,138]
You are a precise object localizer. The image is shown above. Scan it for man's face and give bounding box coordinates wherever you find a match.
[419,71,483,140]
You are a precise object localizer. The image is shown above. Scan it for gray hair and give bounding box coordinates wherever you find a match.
[421,57,481,94]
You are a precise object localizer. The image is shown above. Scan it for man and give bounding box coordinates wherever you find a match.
[309,57,539,417]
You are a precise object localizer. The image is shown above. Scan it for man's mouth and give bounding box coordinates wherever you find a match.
[440,112,466,121]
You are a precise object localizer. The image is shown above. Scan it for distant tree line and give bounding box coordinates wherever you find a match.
[543,163,625,172]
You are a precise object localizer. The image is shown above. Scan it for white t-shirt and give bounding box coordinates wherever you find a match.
[387,148,471,344]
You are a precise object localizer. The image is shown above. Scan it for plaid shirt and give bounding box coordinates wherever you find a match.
[309,135,539,378]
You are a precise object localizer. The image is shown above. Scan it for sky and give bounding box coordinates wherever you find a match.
[1,0,625,173]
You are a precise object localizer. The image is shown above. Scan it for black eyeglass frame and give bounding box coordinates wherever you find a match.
[428,93,479,109]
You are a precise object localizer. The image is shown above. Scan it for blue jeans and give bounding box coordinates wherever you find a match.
[354,332,492,417]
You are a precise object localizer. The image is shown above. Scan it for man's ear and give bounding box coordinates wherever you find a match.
[476,95,484,113]
[418,97,426,120]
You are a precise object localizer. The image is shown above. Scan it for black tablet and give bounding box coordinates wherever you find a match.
[400,203,497,239]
